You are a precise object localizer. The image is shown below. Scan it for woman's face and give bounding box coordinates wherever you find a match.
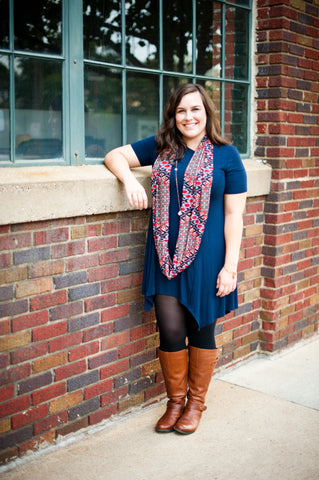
[175,91,207,149]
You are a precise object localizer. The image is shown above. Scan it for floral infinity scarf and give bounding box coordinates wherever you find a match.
[151,136,214,279]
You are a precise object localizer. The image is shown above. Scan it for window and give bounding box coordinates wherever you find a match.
[0,0,251,166]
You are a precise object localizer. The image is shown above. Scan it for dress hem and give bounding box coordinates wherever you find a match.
[143,292,237,330]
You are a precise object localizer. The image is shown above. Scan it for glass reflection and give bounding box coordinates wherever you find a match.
[14,0,62,54]
[126,0,159,68]
[224,82,248,153]
[127,73,158,144]
[83,1,121,63]
[163,0,193,73]
[225,6,249,80]
[196,79,221,124]
[0,0,9,49]
[196,1,221,78]
[14,57,63,159]
[163,77,190,107]
[0,56,10,162]
[227,0,251,6]
[84,66,121,157]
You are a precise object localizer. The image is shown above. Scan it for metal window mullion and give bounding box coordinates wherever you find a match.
[68,0,85,165]
[9,0,15,165]
[246,3,252,157]
[221,1,226,80]
[158,0,164,125]
[9,55,15,165]
[158,74,163,127]
[121,0,127,145]
[62,0,70,163]
[192,0,196,81]
[11,50,63,61]
[83,60,210,81]
[121,70,127,145]
[220,81,225,137]
[224,0,251,11]
[220,1,226,135]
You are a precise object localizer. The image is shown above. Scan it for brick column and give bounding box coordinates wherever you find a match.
[256,0,319,351]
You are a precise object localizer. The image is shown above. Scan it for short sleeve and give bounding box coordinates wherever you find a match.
[131,136,157,167]
[224,145,247,194]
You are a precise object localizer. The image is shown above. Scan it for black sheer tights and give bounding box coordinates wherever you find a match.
[154,294,216,352]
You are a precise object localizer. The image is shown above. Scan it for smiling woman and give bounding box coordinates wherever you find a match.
[104,83,247,435]
[175,92,207,150]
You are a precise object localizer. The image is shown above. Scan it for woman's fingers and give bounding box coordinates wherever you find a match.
[131,191,148,209]
[216,269,237,297]
[216,285,236,297]
[125,181,148,210]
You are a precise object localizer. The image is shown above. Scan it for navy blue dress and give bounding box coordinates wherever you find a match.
[131,136,247,329]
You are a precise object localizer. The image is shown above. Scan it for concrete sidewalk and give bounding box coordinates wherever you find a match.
[1,336,319,480]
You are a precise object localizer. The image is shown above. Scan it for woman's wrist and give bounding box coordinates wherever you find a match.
[223,266,237,279]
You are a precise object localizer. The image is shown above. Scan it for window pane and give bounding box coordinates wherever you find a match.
[224,82,248,154]
[225,6,249,80]
[163,76,191,107]
[163,0,193,73]
[127,73,159,144]
[0,56,10,162]
[0,0,9,49]
[227,0,251,6]
[84,66,121,157]
[14,0,62,54]
[15,57,63,159]
[196,79,221,125]
[126,0,159,69]
[83,1,121,63]
[196,1,221,78]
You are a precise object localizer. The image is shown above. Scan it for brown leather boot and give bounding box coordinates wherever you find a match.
[174,346,219,435]
[155,349,188,433]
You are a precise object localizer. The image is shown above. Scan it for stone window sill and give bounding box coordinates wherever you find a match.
[0,161,271,225]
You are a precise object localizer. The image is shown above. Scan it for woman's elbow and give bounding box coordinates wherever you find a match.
[104,149,119,168]
[104,152,111,167]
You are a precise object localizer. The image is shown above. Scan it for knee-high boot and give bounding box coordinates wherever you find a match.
[155,349,188,433]
[174,346,219,435]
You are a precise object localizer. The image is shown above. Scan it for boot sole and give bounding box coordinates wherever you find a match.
[173,426,195,435]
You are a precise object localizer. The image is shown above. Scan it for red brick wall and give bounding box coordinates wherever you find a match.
[1,0,319,464]
[256,0,319,351]
[216,196,264,364]
[0,198,265,463]
[0,212,158,461]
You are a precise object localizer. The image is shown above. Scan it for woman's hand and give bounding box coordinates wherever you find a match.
[124,177,148,210]
[217,192,246,298]
[216,267,237,297]
[104,145,148,210]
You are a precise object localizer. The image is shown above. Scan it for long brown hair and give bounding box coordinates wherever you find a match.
[156,83,230,160]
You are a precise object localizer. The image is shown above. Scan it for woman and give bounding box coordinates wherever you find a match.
[104,83,247,434]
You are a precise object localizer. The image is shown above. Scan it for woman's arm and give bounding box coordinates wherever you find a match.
[216,192,247,297]
[104,145,148,210]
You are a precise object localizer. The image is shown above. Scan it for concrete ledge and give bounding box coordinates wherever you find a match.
[244,159,272,198]
[0,161,271,225]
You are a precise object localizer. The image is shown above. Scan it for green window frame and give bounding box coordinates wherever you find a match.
[0,0,252,167]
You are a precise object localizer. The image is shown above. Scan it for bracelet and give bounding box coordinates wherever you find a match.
[224,267,237,279]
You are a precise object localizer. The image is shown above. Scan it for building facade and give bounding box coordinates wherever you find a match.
[0,0,318,463]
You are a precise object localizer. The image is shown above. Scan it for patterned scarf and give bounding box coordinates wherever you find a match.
[151,136,214,279]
